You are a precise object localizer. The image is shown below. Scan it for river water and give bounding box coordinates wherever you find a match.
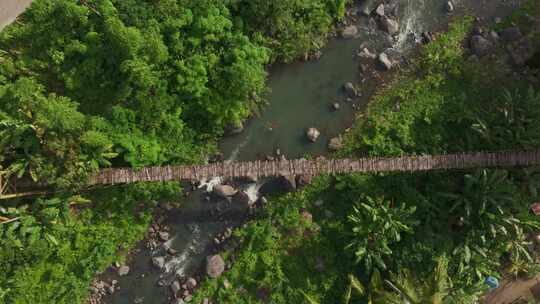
[105,1,523,303]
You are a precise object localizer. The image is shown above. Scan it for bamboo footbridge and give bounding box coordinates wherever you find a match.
[89,149,540,185]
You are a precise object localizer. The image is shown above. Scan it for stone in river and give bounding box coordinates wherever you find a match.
[152,256,166,270]
[117,265,130,276]
[341,25,359,39]
[445,1,454,13]
[374,4,385,17]
[379,17,399,35]
[213,184,237,198]
[159,231,170,242]
[332,102,341,111]
[171,280,181,295]
[306,128,320,142]
[206,255,225,278]
[186,277,197,289]
[378,52,393,70]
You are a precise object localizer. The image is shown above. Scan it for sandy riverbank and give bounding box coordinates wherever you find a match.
[0,0,33,30]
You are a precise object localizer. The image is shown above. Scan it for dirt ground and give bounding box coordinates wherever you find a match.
[484,276,540,304]
[0,0,33,30]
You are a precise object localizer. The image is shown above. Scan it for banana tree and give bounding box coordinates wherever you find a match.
[345,197,418,274]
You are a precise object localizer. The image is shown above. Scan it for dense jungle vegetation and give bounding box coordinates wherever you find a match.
[0,0,347,303]
[192,5,540,304]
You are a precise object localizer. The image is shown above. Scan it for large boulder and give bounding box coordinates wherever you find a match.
[379,17,399,35]
[445,1,454,13]
[117,265,130,276]
[259,175,297,195]
[470,35,494,57]
[186,277,197,289]
[343,82,358,97]
[213,185,237,198]
[500,26,523,43]
[158,231,170,242]
[306,128,321,142]
[278,175,296,192]
[358,47,377,59]
[509,37,535,66]
[152,256,166,270]
[206,255,225,278]
[232,191,254,208]
[378,52,394,70]
[359,0,377,16]
[342,25,359,39]
[225,121,244,135]
[170,281,181,295]
[374,4,385,17]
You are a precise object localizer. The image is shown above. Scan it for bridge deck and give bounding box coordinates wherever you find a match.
[89,149,540,185]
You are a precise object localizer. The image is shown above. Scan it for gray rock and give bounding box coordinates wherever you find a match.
[306,128,320,142]
[489,30,500,42]
[332,102,340,111]
[117,265,130,276]
[213,185,237,198]
[328,137,343,151]
[509,37,535,66]
[278,175,297,192]
[470,35,493,57]
[186,277,197,289]
[421,31,435,44]
[358,47,377,59]
[445,1,454,13]
[223,279,231,289]
[374,4,385,17]
[344,82,357,97]
[378,52,393,70]
[159,231,170,242]
[232,191,253,208]
[226,121,244,135]
[202,299,210,304]
[379,17,399,35]
[500,26,523,43]
[342,25,359,39]
[152,256,166,270]
[171,281,181,295]
[206,255,225,278]
[359,0,377,16]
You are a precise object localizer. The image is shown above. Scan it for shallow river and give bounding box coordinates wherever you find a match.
[105,1,523,303]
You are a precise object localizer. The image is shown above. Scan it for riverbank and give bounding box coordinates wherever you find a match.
[188,3,540,303]
[0,0,32,30]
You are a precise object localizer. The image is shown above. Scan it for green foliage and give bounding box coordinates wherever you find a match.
[228,0,349,62]
[0,182,180,304]
[345,197,417,272]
